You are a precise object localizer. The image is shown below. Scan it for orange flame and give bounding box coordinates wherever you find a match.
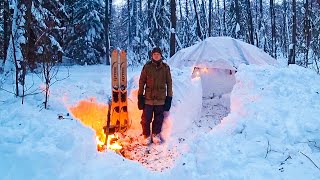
[69,98,122,152]
[96,129,107,151]
[202,67,209,73]
[107,134,122,150]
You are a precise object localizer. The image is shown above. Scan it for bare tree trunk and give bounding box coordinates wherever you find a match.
[179,0,183,20]
[259,0,267,52]
[159,0,165,46]
[270,0,276,58]
[282,0,288,57]
[289,0,296,65]
[25,0,32,65]
[134,1,137,43]
[216,0,221,36]
[304,0,311,67]
[128,0,132,48]
[170,0,176,57]
[208,0,212,36]
[246,0,254,45]
[43,54,49,109]
[45,61,49,109]
[254,0,258,46]
[19,0,31,102]
[259,0,262,31]
[270,0,273,56]
[201,0,207,38]
[105,0,110,65]
[235,0,240,38]
[185,0,190,45]
[3,0,10,63]
[193,0,203,40]
[131,0,138,53]
[185,1,189,23]
[22,62,26,104]
[139,0,142,63]
[109,0,112,49]
[147,0,151,50]
[223,0,226,35]
[12,34,19,96]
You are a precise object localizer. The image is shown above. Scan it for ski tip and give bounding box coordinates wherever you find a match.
[112,49,118,55]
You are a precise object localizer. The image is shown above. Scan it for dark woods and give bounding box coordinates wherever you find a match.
[0,0,320,70]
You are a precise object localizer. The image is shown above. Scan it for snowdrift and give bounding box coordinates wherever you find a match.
[1,62,320,179]
[171,64,320,179]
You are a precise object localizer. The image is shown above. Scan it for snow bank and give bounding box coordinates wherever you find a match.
[1,64,320,179]
[167,68,202,141]
[0,66,156,179]
[172,64,320,179]
[0,65,203,179]
[229,64,320,144]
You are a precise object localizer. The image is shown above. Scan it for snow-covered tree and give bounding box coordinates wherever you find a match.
[3,0,313,71]
[309,0,320,73]
[229,0,241,39]
[3,0,66,98]
[0,0,11,65]
[193,0,204,40]
[65,0,105,65]
[176,0,200,48]
[245,0,254,45]
[288,0,297,65]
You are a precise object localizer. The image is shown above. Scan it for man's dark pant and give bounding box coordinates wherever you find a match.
[141,104,164,137]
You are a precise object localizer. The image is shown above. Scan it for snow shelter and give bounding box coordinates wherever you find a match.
[169,36,278,98]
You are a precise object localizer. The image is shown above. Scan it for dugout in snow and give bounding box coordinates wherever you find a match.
[169,36,278,98]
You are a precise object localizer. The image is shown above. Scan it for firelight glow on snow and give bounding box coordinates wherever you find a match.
[0,37,319,179]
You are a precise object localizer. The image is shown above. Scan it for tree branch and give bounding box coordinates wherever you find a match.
[299,151,320,171]
[265,139,271,158]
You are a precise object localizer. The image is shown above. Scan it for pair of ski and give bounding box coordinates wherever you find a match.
[106,49,128,135]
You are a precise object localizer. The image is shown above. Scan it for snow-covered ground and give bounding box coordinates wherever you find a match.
[0,36,319,180]
[1,62,320,179]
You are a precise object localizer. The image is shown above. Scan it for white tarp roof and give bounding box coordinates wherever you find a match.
[169,37,278,70]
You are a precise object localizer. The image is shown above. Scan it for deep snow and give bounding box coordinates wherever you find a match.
[1,63,320,179]
[0,37,319,180]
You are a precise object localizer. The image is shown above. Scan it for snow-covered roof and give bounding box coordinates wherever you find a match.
[169,36,278,70]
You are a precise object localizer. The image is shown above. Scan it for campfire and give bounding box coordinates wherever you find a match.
[96,129,122,152]
[68,98,123,152]
[68,98,178,172]
[96,129,106,151]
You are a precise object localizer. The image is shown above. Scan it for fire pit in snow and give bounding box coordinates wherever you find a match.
[69,98,179,172]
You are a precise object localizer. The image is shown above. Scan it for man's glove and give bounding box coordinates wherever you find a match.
[138,95,145,110]
[164,96,172,111]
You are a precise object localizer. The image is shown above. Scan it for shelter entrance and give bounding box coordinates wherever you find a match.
[192,67,236,132]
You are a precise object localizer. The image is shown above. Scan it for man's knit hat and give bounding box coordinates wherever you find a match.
[151,47,162,55]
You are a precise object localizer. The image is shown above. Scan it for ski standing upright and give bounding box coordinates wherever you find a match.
[110,49,128,133]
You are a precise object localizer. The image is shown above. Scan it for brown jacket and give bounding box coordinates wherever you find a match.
[138,60,173,105]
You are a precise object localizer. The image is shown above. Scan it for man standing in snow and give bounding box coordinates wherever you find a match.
[137,47,173,145]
